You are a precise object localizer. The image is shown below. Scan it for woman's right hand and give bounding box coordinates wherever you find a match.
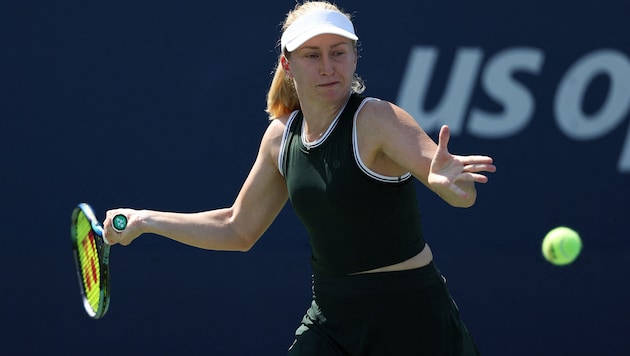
[103,208,144,246]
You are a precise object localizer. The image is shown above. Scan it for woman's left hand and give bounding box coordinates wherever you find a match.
[428,125,496,202]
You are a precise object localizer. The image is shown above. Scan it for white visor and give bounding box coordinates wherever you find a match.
[281,9,358,52]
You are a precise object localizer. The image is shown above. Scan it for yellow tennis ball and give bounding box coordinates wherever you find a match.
[542,226,582,265]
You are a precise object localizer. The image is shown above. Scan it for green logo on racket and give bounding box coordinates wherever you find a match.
[112,214,128,232]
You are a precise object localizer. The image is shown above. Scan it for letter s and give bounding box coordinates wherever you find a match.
[468,48,544,138]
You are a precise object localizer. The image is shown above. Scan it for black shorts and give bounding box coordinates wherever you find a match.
[287,262,480,356]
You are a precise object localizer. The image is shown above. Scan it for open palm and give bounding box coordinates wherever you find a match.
[428,125,496,199]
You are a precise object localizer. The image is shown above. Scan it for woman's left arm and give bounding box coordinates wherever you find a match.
[358,100,496,207]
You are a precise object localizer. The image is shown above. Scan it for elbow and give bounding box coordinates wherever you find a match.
[236,239,256,252]
[232,231,260,252]
[222,209,260,252]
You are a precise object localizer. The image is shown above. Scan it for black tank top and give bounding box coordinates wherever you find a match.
[280,94,425,276]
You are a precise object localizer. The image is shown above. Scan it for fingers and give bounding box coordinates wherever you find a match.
[454,152,496,174]
[102,218,119,246]
[438,125,450,150]
[458,154,494,165]
[103,209,133,246]
[463,163,497,174]
[430,127,496,200]
[101,233,112,245]
[437,128,497,173]
[462,172,489,184]
[448,172,490,199]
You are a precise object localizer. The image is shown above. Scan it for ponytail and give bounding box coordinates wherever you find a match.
[265,56,300,120]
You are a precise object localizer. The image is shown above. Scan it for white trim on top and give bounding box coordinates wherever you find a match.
[278,111,299,177]
[300,100,349,150]
[352,97,412,183]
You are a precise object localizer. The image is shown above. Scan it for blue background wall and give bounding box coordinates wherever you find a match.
[2,0,629,355]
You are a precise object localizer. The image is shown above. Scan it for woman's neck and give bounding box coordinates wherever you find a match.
[300,93,351,141]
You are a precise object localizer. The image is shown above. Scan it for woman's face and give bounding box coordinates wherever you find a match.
[284,34,357,103]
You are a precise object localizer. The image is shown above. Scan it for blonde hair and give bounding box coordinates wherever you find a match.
[265,1,365,120]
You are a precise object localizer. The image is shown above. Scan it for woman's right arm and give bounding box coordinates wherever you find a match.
[102,118,289,251]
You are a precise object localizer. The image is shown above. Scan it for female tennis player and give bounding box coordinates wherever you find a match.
[104,1,495,354]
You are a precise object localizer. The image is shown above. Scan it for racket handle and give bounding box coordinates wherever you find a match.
[112,214,128,232]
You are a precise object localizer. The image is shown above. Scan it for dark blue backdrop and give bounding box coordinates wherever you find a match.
[2,0,629,355]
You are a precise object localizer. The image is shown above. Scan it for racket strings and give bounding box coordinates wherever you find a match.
[76,212,102,313]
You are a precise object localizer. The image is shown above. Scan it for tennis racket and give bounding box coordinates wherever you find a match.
[70,203,127,319]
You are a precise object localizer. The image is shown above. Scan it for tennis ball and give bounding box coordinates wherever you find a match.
[542,226,582,265]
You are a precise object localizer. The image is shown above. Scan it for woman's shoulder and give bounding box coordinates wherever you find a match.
[267,111,297,135]
[263,116,287,142]
[261,113,297,153]
[357,97,408,126]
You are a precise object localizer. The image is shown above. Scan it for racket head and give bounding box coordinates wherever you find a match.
[70,203,111,319]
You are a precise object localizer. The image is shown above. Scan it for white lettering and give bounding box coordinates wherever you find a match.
[397,47,483,135]
[619,123,630,172]
[468,48,544,138]
[554,49,630,140]
[397,46,630,173]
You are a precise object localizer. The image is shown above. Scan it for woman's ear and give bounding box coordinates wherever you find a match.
[281,55,291,75]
